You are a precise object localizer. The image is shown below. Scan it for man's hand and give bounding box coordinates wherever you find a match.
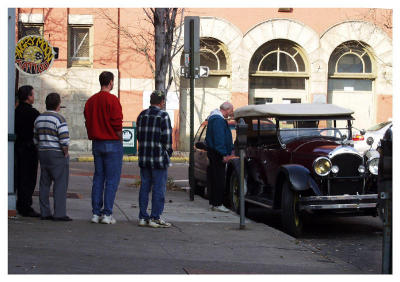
[223,155,236,163]
[62,147,69,158]
[116,131,123,142]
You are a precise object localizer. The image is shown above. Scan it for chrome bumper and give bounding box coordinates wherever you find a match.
[299,194,378,212]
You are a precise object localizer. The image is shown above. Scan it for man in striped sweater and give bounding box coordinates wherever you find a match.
[34,93,71,221]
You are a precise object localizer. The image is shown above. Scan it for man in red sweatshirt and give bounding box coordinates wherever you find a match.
[84,71,123,224]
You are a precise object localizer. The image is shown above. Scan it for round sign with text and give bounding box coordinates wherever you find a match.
[15,35,55,75]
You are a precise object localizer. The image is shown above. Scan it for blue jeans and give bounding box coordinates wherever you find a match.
[139,168,168,220]
[91,140,123,216]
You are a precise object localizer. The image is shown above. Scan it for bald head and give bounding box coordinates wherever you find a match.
[220,101,234,118]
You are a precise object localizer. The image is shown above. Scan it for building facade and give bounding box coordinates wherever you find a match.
[16,8,392,152]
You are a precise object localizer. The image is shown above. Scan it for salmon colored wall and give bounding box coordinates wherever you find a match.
[120,90,143,123]
[119,9,154,79]
[376,95,392,123]
[185,8,392,38]
[172,110,179,151]
[231,92,248,108]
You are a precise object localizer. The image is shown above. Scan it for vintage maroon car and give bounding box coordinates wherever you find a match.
[197,103,380,237]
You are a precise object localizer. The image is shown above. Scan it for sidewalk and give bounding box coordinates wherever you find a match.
[8,167,363,274]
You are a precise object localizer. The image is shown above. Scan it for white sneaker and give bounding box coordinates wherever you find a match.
[148,219,161,228]
[212,205,230,213]
[138,219,148,227]
[153,218,171,228]
[91,214,101,223]
[101,215,116,224]
[148,218,172,228]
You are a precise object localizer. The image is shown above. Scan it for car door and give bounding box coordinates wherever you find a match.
[257,118,280,200]
[245,118,268,198]
[194,123,208,185]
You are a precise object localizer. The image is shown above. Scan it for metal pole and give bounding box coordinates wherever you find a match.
[381,187,392,274]
[8,8,17,214]
[239,148,245,229]
[189,19,195,201]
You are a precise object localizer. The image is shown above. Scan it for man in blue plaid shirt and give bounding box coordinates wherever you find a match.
[136,90,173,228]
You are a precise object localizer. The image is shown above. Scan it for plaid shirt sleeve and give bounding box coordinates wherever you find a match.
[161,112,173,157]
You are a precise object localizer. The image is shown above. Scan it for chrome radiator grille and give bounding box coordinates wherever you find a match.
[329,153,364,195]
[331,153,363,177]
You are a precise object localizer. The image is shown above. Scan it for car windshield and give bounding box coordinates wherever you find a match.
[278,119,351,144]
[367,121,391,131]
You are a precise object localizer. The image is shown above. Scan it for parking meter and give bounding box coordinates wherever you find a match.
[377,126,392,274]
[236,118,248,150]
[236,118,248,229]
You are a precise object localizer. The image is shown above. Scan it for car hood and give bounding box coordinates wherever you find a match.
[286,139,340,155]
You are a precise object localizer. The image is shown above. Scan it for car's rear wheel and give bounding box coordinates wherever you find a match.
[281,179,303,237]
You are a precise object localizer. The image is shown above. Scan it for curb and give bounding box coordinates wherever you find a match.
[75,156,189,163]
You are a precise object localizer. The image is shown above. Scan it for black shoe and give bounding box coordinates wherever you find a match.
[40,216,54,220]
[20,210,41,217]
[52,216,72,221]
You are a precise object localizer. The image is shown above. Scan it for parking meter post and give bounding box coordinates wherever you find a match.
[189,19,195,201]
[382,188,392,274]
[378,128,392,274]
[239,148,245,229]
[237,118,248,229]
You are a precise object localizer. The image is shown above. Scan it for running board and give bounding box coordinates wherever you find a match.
[245,198,273,209]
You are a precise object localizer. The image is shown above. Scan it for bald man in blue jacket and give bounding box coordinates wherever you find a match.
[205,102,234,212]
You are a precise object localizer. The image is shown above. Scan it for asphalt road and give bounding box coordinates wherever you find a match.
[247,207,383,274]
[71,161,384,274]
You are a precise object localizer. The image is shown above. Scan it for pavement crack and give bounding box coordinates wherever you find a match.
[114,202,131,223]
[172,223,184,233]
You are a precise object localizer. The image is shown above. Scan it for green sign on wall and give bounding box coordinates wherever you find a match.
[122,123,137,155]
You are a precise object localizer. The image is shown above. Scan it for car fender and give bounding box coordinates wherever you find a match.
[276,164,321,195]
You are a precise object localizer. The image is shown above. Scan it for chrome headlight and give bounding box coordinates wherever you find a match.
[313,157,332,176]
[368,158,379,175]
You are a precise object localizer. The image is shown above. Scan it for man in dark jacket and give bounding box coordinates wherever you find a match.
[14,85,40,217]
[205,101,234,212]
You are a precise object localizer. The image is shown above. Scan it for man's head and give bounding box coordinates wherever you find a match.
[45,93,61,111]
[150,90,166,108]
[17,85,35,104]
[99,71,114,91]
[220,101,234,118]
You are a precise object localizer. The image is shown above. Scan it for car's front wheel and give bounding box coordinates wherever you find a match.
[281,179,303,237]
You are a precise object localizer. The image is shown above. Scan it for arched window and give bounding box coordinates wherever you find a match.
[200,38,229,73]
[180,37,231,76]
[249,39,308,90]
[328,41,375,91]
